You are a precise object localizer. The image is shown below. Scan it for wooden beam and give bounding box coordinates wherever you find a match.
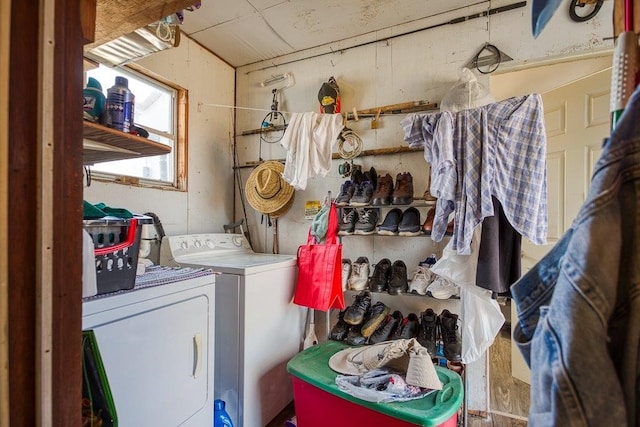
[87,0,197,48]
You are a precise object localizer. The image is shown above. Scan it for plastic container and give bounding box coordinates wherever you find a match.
[213,399,234,427]
[287,341,463,427]
[83,214,153,295]
[106,76,135,133]
[83,77,106,122]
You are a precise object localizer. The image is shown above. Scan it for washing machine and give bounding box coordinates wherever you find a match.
[160,233,304,427]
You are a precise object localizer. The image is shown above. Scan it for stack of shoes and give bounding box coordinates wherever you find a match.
[392,172,414,205]
[343,290,373,345]
[398,207,421,236]
[369,310,403,344]
[427,276,459,299]
[371,173,394,206]
[338,208,358,235]
[354,208,379,235]
[348,257,370,291]
[368,258,391,292]
[341,258,352,291]
[377,208,402,235]
[394,312,419,339]
[387,260,408,295]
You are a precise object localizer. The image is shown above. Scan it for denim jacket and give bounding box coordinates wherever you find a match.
[511,86,640,426]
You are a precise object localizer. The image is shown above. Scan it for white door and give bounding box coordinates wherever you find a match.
[512,67,612,383]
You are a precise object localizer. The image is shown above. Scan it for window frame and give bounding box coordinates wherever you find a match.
[88,62,188,191]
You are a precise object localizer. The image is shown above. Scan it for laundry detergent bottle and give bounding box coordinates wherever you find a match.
[213,399,234,427]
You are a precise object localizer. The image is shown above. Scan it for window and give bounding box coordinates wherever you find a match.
[85,64,187,190]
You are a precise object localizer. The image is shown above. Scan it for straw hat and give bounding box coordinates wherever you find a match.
[245,161,295,217]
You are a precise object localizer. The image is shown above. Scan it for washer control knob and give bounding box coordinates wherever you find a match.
[205,239,215,248]
[180,241,188,250]
[194,240,202,248]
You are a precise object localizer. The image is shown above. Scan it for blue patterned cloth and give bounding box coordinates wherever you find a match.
[401,94,547,254]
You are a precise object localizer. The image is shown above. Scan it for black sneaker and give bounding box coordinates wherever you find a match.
[377,208,402,235]
[329,310,349,341]
[350,181,374,206]
[440,309,462,362]
[394,312,419,339]
[338,208,357,236]
[354,208,379,235]
[368,258,391,292]
[398,207,421,236]
[369,310,403,344]
[417,308,438,356]
[387,260,408,295]
[361,302,391,338]
[335,180,355,206]
[343,290,372,325]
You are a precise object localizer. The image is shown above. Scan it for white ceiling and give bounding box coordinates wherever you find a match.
[179,0,477,67]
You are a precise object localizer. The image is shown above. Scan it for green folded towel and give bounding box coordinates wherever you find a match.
[83,201,134,219]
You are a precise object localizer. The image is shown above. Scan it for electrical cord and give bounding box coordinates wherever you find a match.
[337,127,363,160]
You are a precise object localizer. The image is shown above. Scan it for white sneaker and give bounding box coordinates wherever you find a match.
[427,276,459,299]
[342,259,352,291]
[408,265,433,295]
[348,256,370,291]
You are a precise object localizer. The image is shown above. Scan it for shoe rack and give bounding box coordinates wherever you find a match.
[331,176,488,422]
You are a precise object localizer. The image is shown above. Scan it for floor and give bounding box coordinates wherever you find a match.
[267,326,530,427]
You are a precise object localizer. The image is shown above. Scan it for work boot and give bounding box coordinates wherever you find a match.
[440,309,462,362]
[371,173,394,206]
[387,260,408,295]
[330,310,349,341]
[392,172,414,205]
[417,308,438,356]
[343,290,372,325]
[368,258,391,292]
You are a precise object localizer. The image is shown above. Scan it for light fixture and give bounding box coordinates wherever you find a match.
[260,73,294,89]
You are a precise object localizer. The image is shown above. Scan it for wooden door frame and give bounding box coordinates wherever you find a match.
[8,0,84,424]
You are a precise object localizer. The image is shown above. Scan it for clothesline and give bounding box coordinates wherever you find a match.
[200,102,434,117]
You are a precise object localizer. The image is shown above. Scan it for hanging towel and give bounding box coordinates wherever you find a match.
[280,112,344,190]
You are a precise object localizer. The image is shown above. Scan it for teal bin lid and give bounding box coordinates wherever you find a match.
[287,341,463,427]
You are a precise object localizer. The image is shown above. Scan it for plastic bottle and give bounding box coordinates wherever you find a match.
[106,76,135,133]
[213,399,234,427]
[82,77,106,122]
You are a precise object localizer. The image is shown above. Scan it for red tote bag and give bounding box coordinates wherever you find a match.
[293,203,345,311]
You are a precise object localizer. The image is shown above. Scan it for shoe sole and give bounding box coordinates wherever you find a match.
[349,201,372,207]
[354,229,376,235]
[370,198,391,206]
[387,287,406,295]
[361,306,391,337]
[377,229,398,235]
[338,230,354,235]
[392,197,414,205]
[398,230,422,236]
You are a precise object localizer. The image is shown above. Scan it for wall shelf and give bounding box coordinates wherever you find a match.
[83,121,171,165]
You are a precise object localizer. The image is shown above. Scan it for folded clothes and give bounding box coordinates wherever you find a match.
[83,201,134,219]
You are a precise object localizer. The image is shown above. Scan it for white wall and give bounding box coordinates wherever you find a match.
[84,37,235,236]
[234,1,613,263]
